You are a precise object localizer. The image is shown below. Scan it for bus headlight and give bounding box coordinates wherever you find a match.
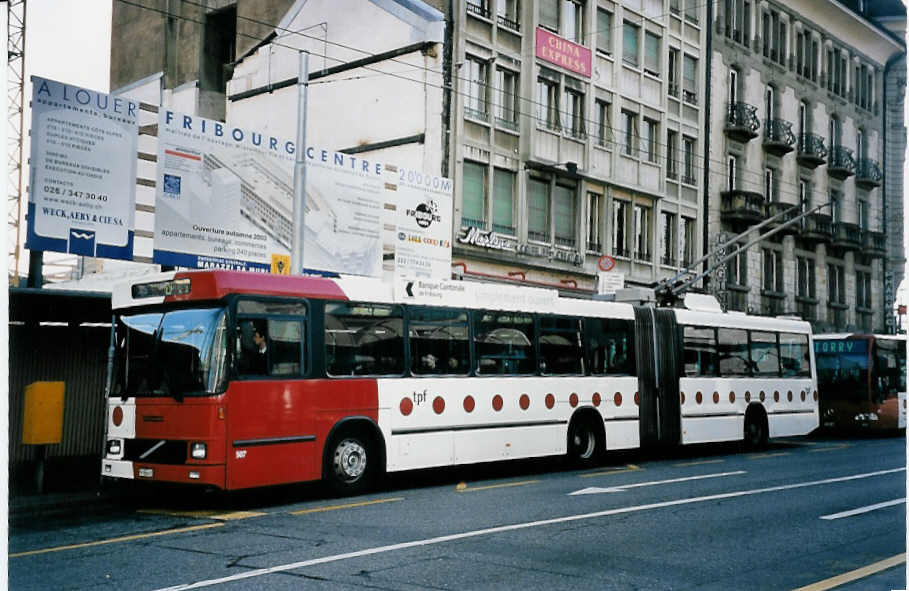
[190,442,207,460]
[854,413,879,422]
[107,439,122,456]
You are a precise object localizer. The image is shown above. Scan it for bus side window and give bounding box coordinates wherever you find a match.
[717,328,749,376]
[780,333,811,377]
[749,331,780,377]
[237,319,268,375]
[474,311,535,375]
[408,307,469,376]
[325,303,404,376]
[683,326,717,377]
[539,316,583,375]
[268,319,302,376]
[585,318,635,376]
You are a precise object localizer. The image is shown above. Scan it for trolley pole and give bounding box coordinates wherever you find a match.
[291,51,310,275]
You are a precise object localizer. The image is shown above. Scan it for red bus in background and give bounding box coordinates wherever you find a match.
[814,334,907,432]
[102,270,818,495]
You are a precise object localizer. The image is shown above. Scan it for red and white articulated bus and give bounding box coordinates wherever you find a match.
[814,334,907,433]
[102,271,818,494]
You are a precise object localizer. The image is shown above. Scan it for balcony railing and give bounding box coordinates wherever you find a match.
[765,201,799,235]
[797,133,827,168]
[863,230,886,259]
[725,102,760,142]
[496,14,520,30]
[495,117,519,132]
[763,119,796,156]
[492,223,515,236]
[466,1,490,19]
[801,213,833,244]
[855,158,883,189]
[831,222,862,252]
[720,189,765,226]
[555,236,576,248]
[682,89,698,105]
[827,145,856,180]
[461,217,486,229]
[527,230,550,242]
[464,106,489,122]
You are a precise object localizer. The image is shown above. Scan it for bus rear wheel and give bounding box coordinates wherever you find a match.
[567,417,604,466]
[326,432,374,496]
[743,407,768,450]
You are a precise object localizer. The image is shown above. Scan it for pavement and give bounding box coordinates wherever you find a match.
[8,489,117,526]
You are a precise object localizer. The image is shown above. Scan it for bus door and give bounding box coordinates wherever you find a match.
[633,307,682,448]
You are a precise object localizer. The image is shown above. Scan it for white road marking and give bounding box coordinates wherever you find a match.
[820,498,905,520]
[569,471,747,495]
[154,467,905,591]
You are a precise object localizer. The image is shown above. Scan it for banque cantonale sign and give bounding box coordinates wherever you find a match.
[457,226,583,266]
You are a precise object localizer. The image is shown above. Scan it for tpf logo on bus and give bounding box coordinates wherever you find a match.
[406,200,441,229]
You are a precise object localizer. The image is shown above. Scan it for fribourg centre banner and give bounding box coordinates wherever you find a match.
[26,76,138,259]
[154,109,384,276]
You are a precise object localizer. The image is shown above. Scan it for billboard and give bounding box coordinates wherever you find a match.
[26,76,138,259]
[391,165,453,280]
[154,110,385,276]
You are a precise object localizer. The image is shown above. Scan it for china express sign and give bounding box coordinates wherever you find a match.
[535,27,592,78]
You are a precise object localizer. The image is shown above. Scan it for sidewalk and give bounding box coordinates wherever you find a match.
[8,489,119,526]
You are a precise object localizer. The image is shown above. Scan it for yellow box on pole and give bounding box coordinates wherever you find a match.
[22,381,65,445]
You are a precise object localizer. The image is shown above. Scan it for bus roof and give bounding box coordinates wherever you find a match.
[112,270,812,333]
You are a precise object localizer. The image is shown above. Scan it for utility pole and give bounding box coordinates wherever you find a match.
[291,51,309,275]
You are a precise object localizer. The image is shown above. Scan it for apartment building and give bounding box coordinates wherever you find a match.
[710,0,904,331]
[451,0,708,292]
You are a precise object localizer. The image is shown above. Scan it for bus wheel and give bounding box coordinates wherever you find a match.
[326,432,373,496]
[743,407,768,450]
[567,417,603,466]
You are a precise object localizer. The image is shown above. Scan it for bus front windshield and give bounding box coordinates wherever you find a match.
[815,339,868,402]
[112,307,229,398]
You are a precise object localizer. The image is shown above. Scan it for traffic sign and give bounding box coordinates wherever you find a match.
[598,254,616,272]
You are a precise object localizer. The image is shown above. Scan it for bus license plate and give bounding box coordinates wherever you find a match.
[138,468,154,478]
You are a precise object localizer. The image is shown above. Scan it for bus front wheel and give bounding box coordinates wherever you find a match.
[326,432,374,496]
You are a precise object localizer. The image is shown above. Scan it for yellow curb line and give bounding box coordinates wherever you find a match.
[10,523,224,558]
[791,553,905,591]
[580,464,642,478]
[291,497,404,515]
[456,479,540,492]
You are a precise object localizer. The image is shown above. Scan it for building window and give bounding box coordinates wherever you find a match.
[587,192,602,252]
[641,119,658,163]
[727,154,737,191]
[668,48,680,97]
[495,68,519,130]
[830,190,841,223]
[537,77,560,130]
[681,216,695,267]
[465,56,488,120]
[857,199,869,231]
[561,0,584,43]
[596,8,612,55]
[539,0,558,31]
[828,114,841,148]
[496,0,520,29]
[633,204,651,262]
[666,130,679,179]
[644,32,661,76]
[613,199,629,257]
[682,136,696,185]
[462,161,487,228]
[764,167,776,202]
[623,21,639,67]
[527,177,550,242]
[684,0,699,23]
[492,168,515,235]
[660,211,677,266]
[622,110,638,156]
[828,263,845,304]
[762,248,783,292]
[856,270,872,310]
[595,99,611,147]
[797,256,816,299]
[561,88,585,139]
[727,246,747,287]
[682,54,698,104]
[553,183,577,247]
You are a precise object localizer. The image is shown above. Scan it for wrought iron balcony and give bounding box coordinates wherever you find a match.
[725,102,760,142]
[466,1,490,19]
[763,119,796,156]
[855,158,883,189]
[496,14,520,30]
[827,146,856,180]
[831,222,862,251]
[800,213,833,244]
[765,202,799,235]
[797,133,827,168]
[862,230,887,259]
[720,189,765,226]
